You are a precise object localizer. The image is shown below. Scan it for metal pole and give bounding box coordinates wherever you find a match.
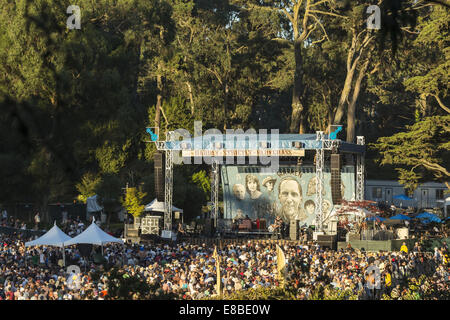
[356,136,365,201]
[211,160,219,230]
[164,132,174,232]
[63,244,66,267]
[315,131,325,233]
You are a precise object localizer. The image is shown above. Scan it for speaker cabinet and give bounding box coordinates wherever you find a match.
[330,154,342,205]
[289,219,298,241]
[204,218,214,236]
[317,234,337,250]
[154,151,165,202]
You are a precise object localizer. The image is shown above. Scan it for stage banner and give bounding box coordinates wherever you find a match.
[221,165,355,227]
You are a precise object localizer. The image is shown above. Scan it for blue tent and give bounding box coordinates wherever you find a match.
[389,214,411,220]
[415,212,438,220]
[393,194,413,201]
[366,216,387,222]
[421,217,442,224]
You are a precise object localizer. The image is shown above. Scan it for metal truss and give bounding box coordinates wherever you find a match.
[164,132,174,231]
[211,159,220,229]
[356,136,365,201]
[315,131,325,232]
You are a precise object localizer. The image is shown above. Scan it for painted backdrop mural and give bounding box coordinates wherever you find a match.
[221,165,355,227]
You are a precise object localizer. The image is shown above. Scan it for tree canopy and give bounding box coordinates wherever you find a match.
[0,0,448,222]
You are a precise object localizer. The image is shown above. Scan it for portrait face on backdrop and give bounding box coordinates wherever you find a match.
[304,200,316,216]
[278,177,307,222]
[322,199,332,217]
[262,177,277,193]
[234,209,244,220]
[245,174,262,200]
[306,176,326,196]
[232,184,246,200]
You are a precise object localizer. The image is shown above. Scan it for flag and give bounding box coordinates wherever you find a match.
[276,244,286,288]
[212,246,221,295]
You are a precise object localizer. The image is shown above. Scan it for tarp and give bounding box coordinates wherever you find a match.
[25,222,72,248]
[416,212,442,223]
[389,213,411,220]
[87,195,103,213]
[393,194,413,201]
[64,219,123,246]
[366,216,387,222]
[415,212,439,220]
[144,198,183,213]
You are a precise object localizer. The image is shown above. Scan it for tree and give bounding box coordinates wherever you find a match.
[121,187,147,218]
[75,172,101,203]
[235,0,346,133]
[373,115,450,191]
[403,5,450,115]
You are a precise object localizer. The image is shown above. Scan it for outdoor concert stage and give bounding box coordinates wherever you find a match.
[147,129,366,239]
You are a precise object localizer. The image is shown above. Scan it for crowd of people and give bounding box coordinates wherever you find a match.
[1,227,449,300]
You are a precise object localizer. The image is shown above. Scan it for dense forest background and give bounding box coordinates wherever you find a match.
[0,0,448,222]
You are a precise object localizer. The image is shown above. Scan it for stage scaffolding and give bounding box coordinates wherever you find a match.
[150,130,366,233]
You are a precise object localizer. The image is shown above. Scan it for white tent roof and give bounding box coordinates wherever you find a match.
[64,219,123,246]
[87,195,103,213]
[144,199,183,213]
[329,206,376,218]
[25,222,72,248]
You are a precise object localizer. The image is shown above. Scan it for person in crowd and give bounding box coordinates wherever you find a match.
[0,226,449,300]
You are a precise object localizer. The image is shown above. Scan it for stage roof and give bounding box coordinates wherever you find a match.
[163,133,365,154]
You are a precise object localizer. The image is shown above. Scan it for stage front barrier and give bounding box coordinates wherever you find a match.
[178,238,303,247]
[360,230,395,241]
[338,237,450,252]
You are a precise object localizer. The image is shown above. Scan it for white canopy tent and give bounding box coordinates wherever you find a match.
[25,221,72,266]
[144,198,183,213]
[64,218,124,256]
[327,205,376,222]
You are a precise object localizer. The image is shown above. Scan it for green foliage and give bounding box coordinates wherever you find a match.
[372,115,450,191]
[76,172,101,203]
[191,170,211,196]
[205,285,359,300]
[104,267,178,300]
[122,187,147,218]
[0,0,448,213]
[96,173,123,213]
[206,287,298,300]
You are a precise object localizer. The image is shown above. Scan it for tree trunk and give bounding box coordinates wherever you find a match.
[224,82,228,131]
[41,195,49,224]
[290,38,306,133]
[346,59,370,143]
[155,64,162,130]
[333,32,359,125]
[186,80,195,115]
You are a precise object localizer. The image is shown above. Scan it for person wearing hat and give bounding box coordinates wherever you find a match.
[262,177,277,193]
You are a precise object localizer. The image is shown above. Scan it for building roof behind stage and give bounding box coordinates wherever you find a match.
[163,133,365,154]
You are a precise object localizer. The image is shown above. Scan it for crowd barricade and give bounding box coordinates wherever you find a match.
[178,237,302,247]
[361,230,395,241]
[0,226,45,238]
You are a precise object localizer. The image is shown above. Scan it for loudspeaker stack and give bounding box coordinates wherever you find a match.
[154,151,165,202]
[330,154,342,205]
[317,234,337,250]
[289,219,298,241]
